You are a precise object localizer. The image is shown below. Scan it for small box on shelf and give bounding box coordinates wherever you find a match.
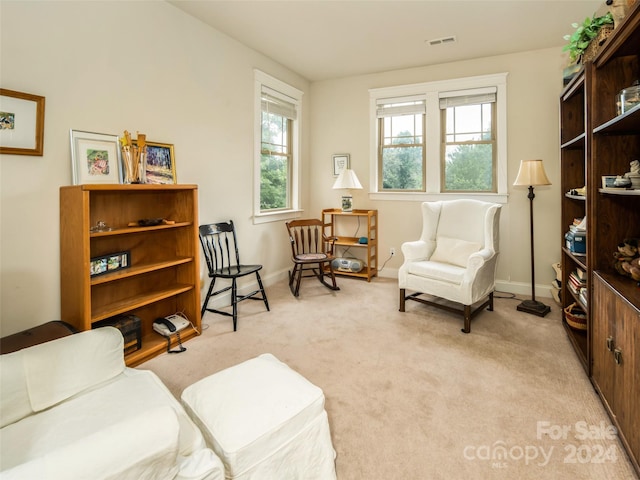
[565,230,586,254]
[93,314,142,355]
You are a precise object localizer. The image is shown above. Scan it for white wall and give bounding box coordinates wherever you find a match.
[1,1,566,337]
[308,48,565,297]
[0,0,309,336]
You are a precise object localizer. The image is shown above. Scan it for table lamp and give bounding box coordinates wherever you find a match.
[333,169,362,212]
[513,159,552,317]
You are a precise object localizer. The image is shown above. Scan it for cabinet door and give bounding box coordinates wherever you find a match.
[591,276,616,408]
[613,295,640,463]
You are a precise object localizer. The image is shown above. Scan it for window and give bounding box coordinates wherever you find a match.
[254,70,303,223]
[369,73,508,202]
[440,88,496,192]
[377,96,426,191]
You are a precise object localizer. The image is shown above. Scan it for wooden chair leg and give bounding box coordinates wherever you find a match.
[201,278,216,317]
[231,279,238,331]
[320,263,339,291]
[462,305,471,334]
[488,291,494,311]
[256,272,270,311]
[294,265,302,297]
[399,288,406,312]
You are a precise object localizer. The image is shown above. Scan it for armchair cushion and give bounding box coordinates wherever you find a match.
[407,261,465,285]
[0,405,180,480]
[429,236,481,268]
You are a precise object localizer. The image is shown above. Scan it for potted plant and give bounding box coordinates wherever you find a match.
[563,11,614,64]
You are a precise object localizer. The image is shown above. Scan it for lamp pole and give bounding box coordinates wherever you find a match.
[527,186,537,302]
[517,184,551,316]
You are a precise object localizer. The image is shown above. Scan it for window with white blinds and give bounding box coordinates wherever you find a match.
[369,73,508,201]
[376,96,426,191]
[440,87,497,192]
[254,70,303,222]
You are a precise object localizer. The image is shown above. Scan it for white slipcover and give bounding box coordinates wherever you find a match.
[399,199,501,332]
[181,353,337,480]
[0,327,224,480]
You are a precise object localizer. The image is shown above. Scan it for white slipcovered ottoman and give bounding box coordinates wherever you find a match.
[181,353,337,480]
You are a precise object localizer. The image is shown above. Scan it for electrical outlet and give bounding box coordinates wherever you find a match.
[390,247,396,257]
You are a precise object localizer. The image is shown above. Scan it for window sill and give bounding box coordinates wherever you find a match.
[369,192,509,204]
[253,209,303,224]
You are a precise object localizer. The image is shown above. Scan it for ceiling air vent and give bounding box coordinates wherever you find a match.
[427,36,457,46]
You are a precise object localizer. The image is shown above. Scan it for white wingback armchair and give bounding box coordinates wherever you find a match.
[398,199,501,333]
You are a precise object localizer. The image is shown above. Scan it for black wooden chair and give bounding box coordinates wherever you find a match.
[286,219,340,297]
[199,221,269,331]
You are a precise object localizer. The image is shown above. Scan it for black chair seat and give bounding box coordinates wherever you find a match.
[211,264,263,278]
[200,221,269,331]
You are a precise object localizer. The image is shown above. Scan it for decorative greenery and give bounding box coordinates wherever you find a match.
[563,12,614,63]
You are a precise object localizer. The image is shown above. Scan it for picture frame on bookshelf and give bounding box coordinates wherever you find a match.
[70,130,122,185]
[90,251,130,277]
[134,141,177,184]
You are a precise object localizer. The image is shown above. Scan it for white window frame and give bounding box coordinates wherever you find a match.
[369,72,509,203]
[254,70,303,224]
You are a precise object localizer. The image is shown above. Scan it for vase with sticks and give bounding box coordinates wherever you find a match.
[120,130,147,184]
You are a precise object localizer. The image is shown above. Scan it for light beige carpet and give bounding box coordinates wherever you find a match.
[142,276,638,479]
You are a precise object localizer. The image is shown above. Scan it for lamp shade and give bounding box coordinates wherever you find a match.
[333,169,363,190]
[513,159,551,187]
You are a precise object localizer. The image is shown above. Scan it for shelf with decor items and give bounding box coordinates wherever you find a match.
[560,3,640,475]
[322,209,377,282]
[59,184,201,367]
[559,65,590,371]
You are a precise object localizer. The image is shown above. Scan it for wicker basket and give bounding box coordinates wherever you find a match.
[610,0,637,27]
[582,25,614,63]
[564,302,587,331]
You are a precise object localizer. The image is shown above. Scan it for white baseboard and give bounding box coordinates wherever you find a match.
[200,268,553,311]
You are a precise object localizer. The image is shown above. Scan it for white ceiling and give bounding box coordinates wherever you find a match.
[168,0,602,82]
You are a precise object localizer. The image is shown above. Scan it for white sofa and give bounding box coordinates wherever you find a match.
[0,327,224,480]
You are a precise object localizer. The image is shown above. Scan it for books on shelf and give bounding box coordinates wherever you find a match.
[568,269,587,296]
[579,287,588,307]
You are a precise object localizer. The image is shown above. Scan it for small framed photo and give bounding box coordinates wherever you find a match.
[601,175,617,188]
[90,251,130,277]
[144,141,177,184]
[333,154,350,177]
[0,88,45,156]
[70,130,122,185]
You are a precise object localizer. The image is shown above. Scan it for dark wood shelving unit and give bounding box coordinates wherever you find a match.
[559,5,640,475]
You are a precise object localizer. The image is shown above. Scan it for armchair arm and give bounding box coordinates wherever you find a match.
[465,248,494,273]
[322,234,338,255]
[401,240,432,262]
[463,248,497,285]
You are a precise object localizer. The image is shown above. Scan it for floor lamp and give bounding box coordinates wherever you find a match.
[513,159,552,317]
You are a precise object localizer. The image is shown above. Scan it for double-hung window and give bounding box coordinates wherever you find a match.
[254,70,302,223]
[369,73,508,202]
[440,88,497,192]
[376,96,426,191]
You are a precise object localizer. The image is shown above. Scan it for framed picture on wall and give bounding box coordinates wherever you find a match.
[333,154,350,176]
[70,130,122,185]
[0,88,45,156]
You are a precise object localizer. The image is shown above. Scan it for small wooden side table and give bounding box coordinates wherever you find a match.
[0,321,77,354]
